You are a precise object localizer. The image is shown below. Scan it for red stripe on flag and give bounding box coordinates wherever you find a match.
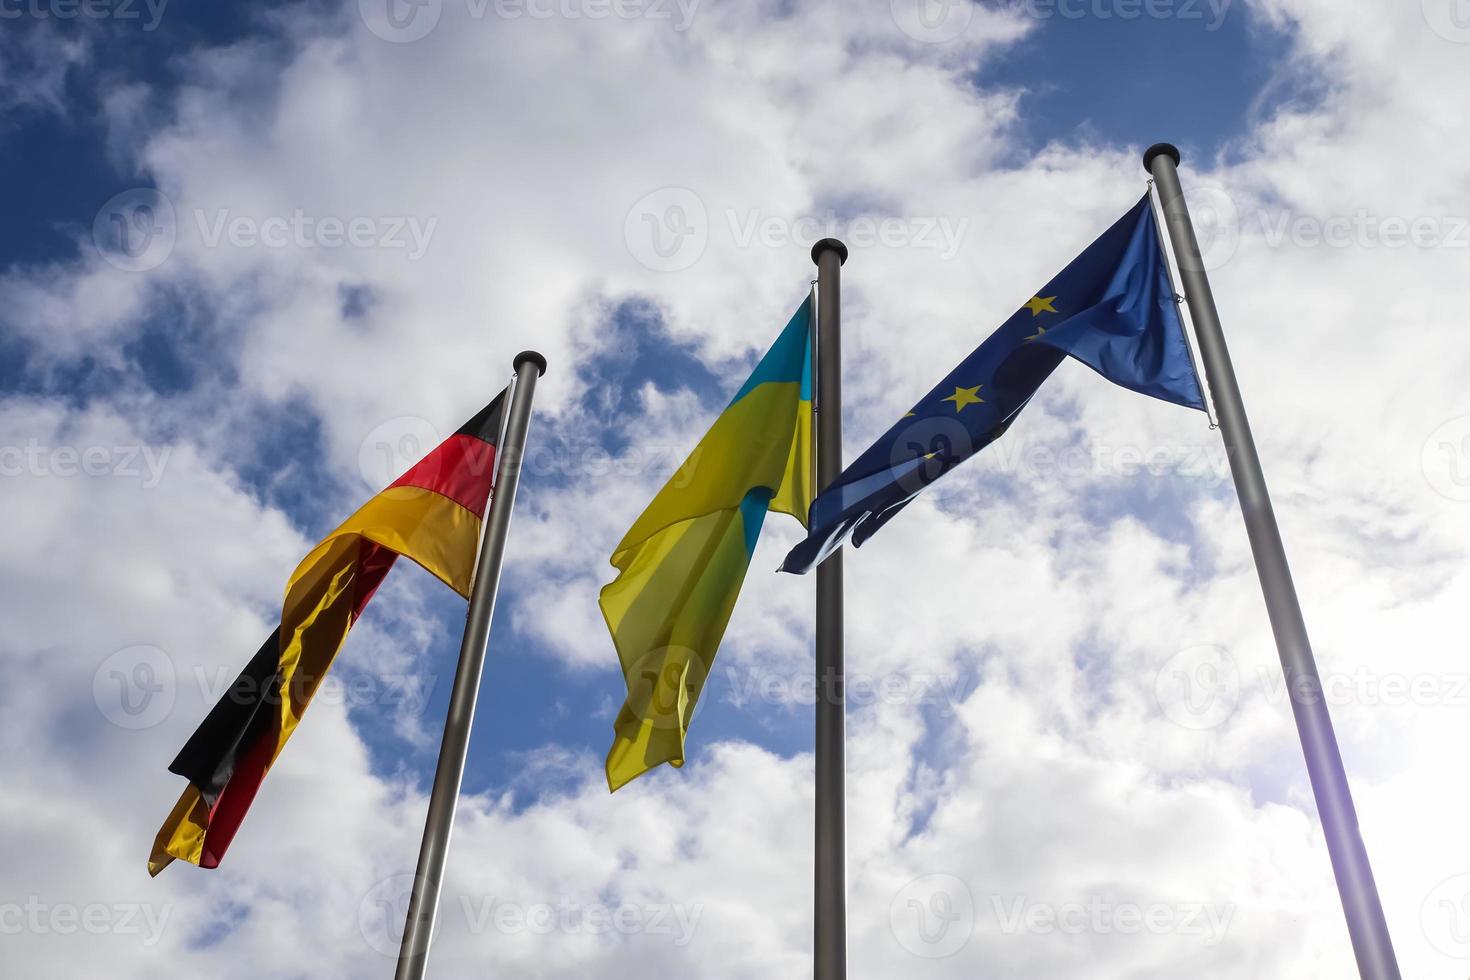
[199,728,274,869]
[390,435,497,517]
[351,540,399,620]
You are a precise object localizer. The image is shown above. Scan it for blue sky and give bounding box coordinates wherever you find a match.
[0,1,1296,796]
[0,4,289,267]
[3,2,1294,270]
[979,3,1293,157]
[5,1,1469,977]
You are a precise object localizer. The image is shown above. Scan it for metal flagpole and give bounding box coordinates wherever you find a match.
[1144,143,1401,980]
[811,237,848,980]
[394,351,548,980]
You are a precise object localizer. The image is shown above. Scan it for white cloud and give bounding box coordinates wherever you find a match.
[4,0,1470,977]
[0,22,91,123]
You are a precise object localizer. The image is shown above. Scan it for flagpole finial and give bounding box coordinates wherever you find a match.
[811,238,848,266]
[514,350,548,376]
[1143,143,1181,172]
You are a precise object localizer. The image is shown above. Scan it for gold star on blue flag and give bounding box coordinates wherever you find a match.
[941,385,984,412]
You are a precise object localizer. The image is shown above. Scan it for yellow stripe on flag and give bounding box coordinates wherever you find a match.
[147,485,483,875]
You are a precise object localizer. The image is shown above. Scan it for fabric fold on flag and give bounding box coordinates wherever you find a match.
[601,298,813,792]
[781,194,1205,575]
[148,390,508,876]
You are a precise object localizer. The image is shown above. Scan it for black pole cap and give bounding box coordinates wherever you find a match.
[514,350,547,376]
[1143,142,1181,173]
[810,238,848,266]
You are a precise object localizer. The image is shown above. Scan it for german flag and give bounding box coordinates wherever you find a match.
[148,389,509,876]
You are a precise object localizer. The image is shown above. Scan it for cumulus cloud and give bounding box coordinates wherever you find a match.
[3,0,1469,977]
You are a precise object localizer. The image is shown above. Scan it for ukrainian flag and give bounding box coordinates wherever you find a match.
[601,298,813,791]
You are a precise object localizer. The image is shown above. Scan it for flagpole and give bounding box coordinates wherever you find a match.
[811,237,848,980]
[1145,144,1401,980]
[394,351,547,980]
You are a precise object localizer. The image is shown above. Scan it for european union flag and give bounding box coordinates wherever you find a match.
[781,194,1206,575]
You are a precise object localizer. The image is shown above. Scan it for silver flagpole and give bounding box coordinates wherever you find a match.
[811,238,848,980]
[1145,143,1401,980]
[394,351,547,980]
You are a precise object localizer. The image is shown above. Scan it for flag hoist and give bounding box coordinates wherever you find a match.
[1145,143,1400,980]
[594,264,850,977]
[394,351,545,980]
[810,238,848,980]
[147,351,546,980]
[777,151,1398,979]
